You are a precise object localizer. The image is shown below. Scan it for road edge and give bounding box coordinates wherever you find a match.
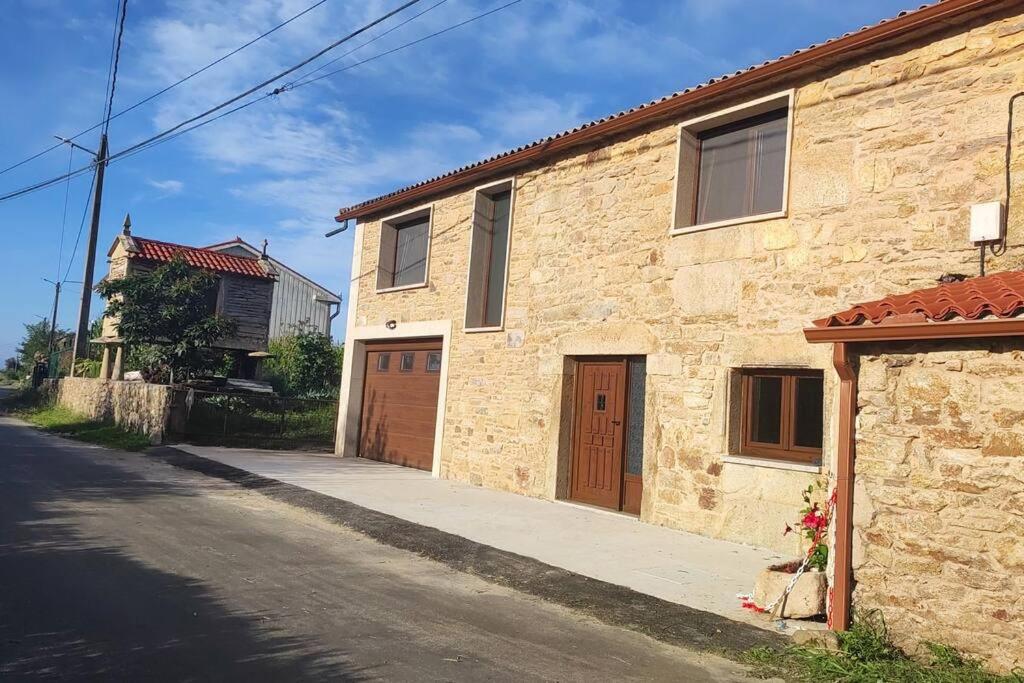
[150,445,788,657]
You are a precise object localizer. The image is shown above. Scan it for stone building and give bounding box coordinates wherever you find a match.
[805,271,1024,671]
[332,0,1023,661]
[98,220,277,379]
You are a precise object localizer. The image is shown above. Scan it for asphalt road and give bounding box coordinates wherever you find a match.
[0,418,761,682]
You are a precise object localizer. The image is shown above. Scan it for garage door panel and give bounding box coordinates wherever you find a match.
[360,339,442,471]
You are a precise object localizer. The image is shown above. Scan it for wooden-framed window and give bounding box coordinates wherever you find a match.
[376,206,431,292]
[465,178,514,331]
[672,90,794,235]
[694,108,788,225]
[740,369,822,463]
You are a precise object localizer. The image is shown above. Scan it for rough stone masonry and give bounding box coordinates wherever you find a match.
[350,6,1024,561]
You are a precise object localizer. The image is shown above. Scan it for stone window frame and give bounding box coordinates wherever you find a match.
[670,89,795,236]
[463,176,516,333]
[375,203,433,294]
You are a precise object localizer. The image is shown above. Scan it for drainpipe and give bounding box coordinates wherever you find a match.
[831,342,857,631]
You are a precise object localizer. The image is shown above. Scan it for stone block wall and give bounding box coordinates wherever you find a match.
[54,377,173,445]
[853,340,1024,672]
[348,7,1024,554]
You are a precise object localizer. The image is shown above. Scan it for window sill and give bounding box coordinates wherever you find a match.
[721,454,821,474]
[375,282,428,294]
[670,209,787,237]
[464,325,503,334]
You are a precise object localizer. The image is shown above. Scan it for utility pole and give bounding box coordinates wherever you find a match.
[43,278,62,355]
[72,134,108,368]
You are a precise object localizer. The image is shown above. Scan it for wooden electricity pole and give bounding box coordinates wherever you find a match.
[71,134,108,368]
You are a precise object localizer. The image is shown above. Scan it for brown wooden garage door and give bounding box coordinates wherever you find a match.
[359,339,442,470]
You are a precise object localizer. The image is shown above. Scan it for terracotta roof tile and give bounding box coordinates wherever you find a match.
[335,0,987,220]
[129,237,275,280]
[814,271,1024,327]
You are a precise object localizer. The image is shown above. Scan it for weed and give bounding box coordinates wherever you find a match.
[742,612,1023,683]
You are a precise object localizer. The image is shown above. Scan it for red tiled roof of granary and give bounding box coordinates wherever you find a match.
[813,271,1024,328]
[334,0,1001,222]
[129,236,276,280]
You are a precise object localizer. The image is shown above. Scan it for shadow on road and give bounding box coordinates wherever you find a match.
[0,425,364,681]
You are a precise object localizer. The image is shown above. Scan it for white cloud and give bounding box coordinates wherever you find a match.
[146,178,184,195]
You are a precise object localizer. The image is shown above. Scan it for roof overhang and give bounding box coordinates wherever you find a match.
[804,318,1024,344]
[335,0,1002,223]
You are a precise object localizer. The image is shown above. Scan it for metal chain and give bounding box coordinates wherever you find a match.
[763,489,837,617]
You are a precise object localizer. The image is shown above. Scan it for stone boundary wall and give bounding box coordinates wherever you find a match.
[853,340,1024,673]
[52,377,173,445]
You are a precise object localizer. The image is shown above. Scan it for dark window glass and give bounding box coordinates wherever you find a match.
[695,109,788,225]
[393,217,429,287]
[625,357,646,477]
[483,190,511,327]
[793,377,824,448]
[466,187,512,329]
[425,352,441,373]
[595,393,607,412]
[400,352,414,372]
[377,353,390,372]
[750,375,783,445]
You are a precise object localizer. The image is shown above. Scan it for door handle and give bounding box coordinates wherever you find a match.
[612,420,621,425]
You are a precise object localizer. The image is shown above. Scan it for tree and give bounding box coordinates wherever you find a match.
[17,320,72,367]
[96,255,237,382]
[263,323,343,397]
[4,358,16,371]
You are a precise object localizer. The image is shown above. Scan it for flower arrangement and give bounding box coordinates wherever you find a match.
[784,483,830,571]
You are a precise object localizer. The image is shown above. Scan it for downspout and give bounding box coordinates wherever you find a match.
[831,341,857,631]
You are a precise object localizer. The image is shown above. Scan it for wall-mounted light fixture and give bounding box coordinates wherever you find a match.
[385,320,397,330]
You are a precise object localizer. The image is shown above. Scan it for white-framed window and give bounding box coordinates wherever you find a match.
[671,90,794,235]
[376,205,432,293]
[464,178,515,331]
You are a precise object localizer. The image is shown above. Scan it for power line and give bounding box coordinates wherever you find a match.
[113,0,424,161]
[103,0,129,136]
[55,145,75,282]
[290,0,523,90]
[0,0,331,178]
[0,0,525,203]
[62,170,97,284]
[287,0,449,87]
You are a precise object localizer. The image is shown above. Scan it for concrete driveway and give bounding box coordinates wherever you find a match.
[0,418,763,681]
[175,446,786,630]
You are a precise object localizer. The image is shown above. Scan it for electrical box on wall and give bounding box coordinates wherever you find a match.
[970,201,1004,243]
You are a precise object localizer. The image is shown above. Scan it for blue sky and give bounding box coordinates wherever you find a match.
[0,0,914,359]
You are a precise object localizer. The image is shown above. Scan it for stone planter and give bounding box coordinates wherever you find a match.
[752,561,827,619]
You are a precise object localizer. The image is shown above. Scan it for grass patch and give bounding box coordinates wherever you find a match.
[19,405,152,451]
[742,613,1022,683]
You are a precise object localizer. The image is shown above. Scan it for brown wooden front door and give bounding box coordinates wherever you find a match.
[359,339,442,471]
[570,359,629,510]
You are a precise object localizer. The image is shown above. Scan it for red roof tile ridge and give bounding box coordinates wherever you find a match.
[815,271,1024,327]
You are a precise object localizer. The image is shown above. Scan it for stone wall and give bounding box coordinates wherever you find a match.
[853,340,1024,672]
[347,7,1024,554]
[54,377,173,445]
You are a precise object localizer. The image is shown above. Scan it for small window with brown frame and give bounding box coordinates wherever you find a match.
[739,369,822,463]
[376,353,390,372]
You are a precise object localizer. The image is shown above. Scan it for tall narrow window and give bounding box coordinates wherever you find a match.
[465,180,513,330]
[740,369,823,463]
[377,208,431,291]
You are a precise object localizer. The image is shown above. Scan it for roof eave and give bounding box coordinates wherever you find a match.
[804,318,1024,343]
[334,0,1000,223]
